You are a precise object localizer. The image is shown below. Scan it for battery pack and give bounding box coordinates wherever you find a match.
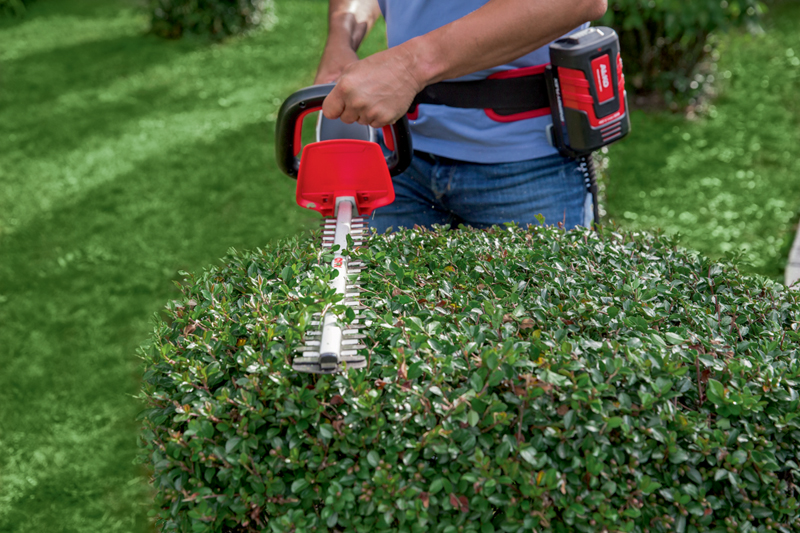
[546,27,630,157]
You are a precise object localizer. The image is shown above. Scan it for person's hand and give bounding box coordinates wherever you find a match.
[322,45,426,127]
[314,45,360,85]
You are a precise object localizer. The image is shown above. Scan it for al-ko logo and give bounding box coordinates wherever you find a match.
[596,62,609,90]
[591,54,615,104]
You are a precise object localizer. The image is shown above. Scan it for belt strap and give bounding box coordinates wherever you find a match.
[410,71,550,117]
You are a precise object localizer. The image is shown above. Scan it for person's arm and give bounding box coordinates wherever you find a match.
[323,0,607,126]
[314,0,383,85]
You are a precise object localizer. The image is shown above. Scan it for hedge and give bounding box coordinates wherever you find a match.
[139,224,800,532]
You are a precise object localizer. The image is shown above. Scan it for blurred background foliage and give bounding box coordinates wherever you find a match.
[0,0,30,16]
[0,0,798,531]
[148,0,275,39]
[598,0,769,103]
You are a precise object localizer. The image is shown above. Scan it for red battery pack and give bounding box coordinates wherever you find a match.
[546,27,630,157]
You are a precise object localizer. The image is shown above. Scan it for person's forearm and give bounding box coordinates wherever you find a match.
[324,0,382,52]
[315,0,382,84]
[400,0,608,87]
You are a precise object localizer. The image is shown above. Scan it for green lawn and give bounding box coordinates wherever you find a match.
[1,0,798,531]
[604,1,800,280]
[0,1,386,530]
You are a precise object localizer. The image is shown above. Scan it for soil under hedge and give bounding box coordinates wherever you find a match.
[139,224,800,533]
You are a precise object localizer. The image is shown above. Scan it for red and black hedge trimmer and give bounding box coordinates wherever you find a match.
[274,87,413,374]
[275,26,629,374]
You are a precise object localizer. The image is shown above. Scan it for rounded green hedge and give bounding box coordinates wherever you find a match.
[139,224,800,533]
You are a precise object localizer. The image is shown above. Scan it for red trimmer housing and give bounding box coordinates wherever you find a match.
[546,27,630,158]
[275,84,413,216]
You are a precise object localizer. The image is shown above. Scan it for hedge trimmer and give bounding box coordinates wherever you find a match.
[275,86,413,374]
[274,27,629,374]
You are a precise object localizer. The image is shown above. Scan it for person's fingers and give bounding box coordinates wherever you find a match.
[322,87,346,120]
[338,105,360,124]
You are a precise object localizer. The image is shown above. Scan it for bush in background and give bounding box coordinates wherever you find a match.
[140,225,800,532]
[598,0,767,102]
[149,0,273,39]
[0,0,31,16]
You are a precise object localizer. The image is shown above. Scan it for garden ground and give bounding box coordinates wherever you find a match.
[604,2,800,280]
[0,0,798,531]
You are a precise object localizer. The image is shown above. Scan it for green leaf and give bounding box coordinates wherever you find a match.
[675,514,687,533]
[430,478,445,495]
[470,373,484,392]
[623,507,641,518]
[367,451,380,468]
[564,409,576,429]
[520,447,539,466]
[541,369,568,387]
[326,512,338,528]
[485,351,499,370]
[669,449,689,464]
[707,379,726,405]
[665,332,685,345]
[291,479,310,493]
[655,377,673,394]
[731,449,748,465]
[225,437,241,454]
[319,424,333,439]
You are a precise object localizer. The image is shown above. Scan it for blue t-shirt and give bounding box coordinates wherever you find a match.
[376,0,587,163]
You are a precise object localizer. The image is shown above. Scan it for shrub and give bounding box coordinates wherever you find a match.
[597,0,766,100]
[149,0,272,39]
[0,0,30,17]
[139,224,800,533]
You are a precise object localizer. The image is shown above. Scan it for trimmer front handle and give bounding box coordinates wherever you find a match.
[275,84,413,178]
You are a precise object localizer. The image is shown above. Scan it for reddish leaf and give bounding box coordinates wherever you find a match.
[330,395,344,406]
[420,492,430,509]
[449,493,469,512]
[398,361,408,381]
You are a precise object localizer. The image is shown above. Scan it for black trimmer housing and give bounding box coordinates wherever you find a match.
[545,26,630,158]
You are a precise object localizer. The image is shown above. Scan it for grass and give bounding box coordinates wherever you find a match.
[603,1,800,280]
[0,0,797,531]
[0,1,385,531]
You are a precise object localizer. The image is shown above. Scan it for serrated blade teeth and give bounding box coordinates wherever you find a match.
[292,354,367,373]
[297,346,319,352]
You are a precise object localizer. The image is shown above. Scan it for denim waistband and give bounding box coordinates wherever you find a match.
[413,150,470,166]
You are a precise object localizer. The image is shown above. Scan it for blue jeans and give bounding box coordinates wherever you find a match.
[369,151,592,234]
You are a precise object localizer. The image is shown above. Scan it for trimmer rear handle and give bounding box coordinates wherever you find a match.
[275,84,413,178]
